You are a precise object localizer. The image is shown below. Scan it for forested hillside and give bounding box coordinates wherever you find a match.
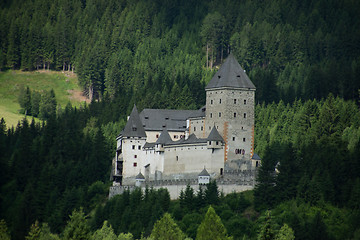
[1,0,359,105]
[1,0,360,239]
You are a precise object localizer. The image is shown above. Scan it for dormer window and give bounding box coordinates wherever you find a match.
[165,117,169,120]
[132,127,137,131]
[145,116,149,119]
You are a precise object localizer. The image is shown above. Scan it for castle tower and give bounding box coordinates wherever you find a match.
[114,105,147,185]
[205,54,256,162]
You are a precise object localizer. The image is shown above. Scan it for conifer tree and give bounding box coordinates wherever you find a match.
[150,213,186,240]
[196,206,232,240]
[62,208,90,240]
[0,220,11,240]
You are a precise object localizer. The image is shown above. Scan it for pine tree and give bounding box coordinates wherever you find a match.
[196,206,232,240]
[150,213,186,240]
[25,220,41,240]
[91,221,117,240]
[275,224,295,240]
[62,208,90,240]
[0,220,11,240]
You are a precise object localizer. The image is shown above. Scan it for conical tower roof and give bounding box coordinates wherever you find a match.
[205,54,256,90]
[198,168,210,177]
[121,105,146,138]
[155,129,173,144]
[207,126,224,142]
[136,172,145,179]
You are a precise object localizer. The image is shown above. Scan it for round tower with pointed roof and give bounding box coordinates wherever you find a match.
[205,54,256,162]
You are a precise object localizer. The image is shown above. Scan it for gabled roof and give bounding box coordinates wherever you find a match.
[121,105,146,138]
[167,133,207,146]
[198,168,210,177]
[207,126,224,142]
[136,172,145,180]
[252,153,261,160]
[205,54,256,90]
[139,108,204,132]
[156,129,173,144]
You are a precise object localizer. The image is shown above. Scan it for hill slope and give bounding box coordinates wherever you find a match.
[0,70,89,127]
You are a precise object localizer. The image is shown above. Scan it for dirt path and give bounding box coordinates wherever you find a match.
[67,89,90,103]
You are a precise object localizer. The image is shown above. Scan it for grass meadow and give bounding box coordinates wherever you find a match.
[0,70,87,128]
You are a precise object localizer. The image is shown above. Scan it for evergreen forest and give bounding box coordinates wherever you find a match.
[1,0,360,239]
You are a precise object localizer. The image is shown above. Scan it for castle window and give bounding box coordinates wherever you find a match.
[138,145,141,150]
[234,99,237,104]
[194,127,196,131]
[201,126,203,131]
[132,145,135,150]
[145,116,149,119]
[244,99,247,105]
[234,112,237,118]
[156,134,159,138]
[133,162,137,167]
[174,135,178,139]
[219,112,221,117]
[219,99,222,104]
[134,155,137,158]
[233,137,235,141]
[176,156,178,161]
[243,138,246,142]
[244,113,247,118]
[216,141,219,145]
[208,141,211,145]
[210,113,212,118]
[211,99,213,104]
[132,127,137,131]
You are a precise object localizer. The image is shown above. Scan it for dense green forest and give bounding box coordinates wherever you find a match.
[1,0,360,104]
[1,0,360,239]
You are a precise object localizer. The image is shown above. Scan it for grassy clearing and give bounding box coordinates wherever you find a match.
[0,70,88,128]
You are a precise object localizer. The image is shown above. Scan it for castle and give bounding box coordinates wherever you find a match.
[110,54,261,198]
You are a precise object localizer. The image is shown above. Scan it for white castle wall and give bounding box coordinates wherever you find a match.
[162,144,224,175]
[109,184,254,200]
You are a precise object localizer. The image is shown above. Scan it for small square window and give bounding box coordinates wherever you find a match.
[133,162,137,167]
[243,138,246,142]
[156,134,159,138]
[134,155,137,158]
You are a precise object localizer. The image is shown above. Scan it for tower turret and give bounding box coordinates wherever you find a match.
[205,54,256,162]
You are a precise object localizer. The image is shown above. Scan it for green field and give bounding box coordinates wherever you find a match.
[0,70,88,128]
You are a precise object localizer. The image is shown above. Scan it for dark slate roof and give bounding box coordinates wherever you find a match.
[167,133,207,146]
[136,172,145,179]
[156,129,173,144]
[139,108,204,132]
[252,153,261,160]
[121,105,146,138]
[199,168,210,177]
[143,142,155,149]
[207,126,224,142]
[205,54,256,90]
